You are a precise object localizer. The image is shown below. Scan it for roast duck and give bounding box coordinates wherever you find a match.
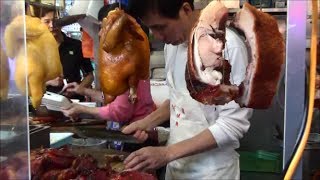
[186,1,285,109]
[0,147,157,180]
[99,8,150,104]
[4,15,62,108]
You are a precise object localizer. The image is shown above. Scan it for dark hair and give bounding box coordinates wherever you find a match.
[127,0,194,20]
[98,3,128,21]
[32,5,56,18]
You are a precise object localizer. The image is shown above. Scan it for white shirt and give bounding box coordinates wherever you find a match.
[163,28,252,179]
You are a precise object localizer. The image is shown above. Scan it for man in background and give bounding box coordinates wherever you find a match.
[33,6,94,101]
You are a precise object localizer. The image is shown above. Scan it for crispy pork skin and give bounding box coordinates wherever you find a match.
[233,2,285,108]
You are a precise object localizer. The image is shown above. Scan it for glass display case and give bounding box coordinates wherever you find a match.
[0,1,30,179]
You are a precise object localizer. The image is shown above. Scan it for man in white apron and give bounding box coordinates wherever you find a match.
[123,0,253,179]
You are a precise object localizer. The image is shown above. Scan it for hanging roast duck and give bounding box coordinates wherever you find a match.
[98,8,150,104]
[4,15,62,108]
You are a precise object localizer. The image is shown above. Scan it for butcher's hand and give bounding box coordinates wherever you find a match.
[61,103,84,121]
[64,82,85,95]
[122,118,152,143]
[124,146,170,172]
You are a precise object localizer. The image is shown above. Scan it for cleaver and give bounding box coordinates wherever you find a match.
[75,126,140,144]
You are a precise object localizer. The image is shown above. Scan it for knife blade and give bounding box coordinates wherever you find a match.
[49,119,106,127]
[75,126,140,144]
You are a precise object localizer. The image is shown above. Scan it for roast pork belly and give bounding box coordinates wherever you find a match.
[233,2,285,108]
[186,0,239,105]
[186,1,285,109]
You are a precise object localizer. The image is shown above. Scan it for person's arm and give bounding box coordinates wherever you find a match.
[64,82,104,102]
[167,129,215,161]
[79,71,94,88]
[122,99,170,133]
[82,106,100,117]
[98,92,134,122]
[123,130,216,171]
[143,99,170,129]
[61,103,100,120]
[124,102,252,171]
[121,99,170,143]
[82,87,104,102]
[168,102,252,161]
[46,77,63,87]
[99,80,156,123]
[78,38,94,87]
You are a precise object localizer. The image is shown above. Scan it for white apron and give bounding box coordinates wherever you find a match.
[164,44,239,180]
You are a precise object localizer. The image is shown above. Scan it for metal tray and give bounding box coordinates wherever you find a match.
[0,125,28,156]
[0,125,25,147]
[30,125,51,149]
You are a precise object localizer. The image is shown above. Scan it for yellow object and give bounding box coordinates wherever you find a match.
[4,15,62,108]
[0,43,9,101]
[284,0,318,179]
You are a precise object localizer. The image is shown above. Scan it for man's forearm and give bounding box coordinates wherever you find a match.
[167,129,217,162]
[83,88,104,102]
[146,99,170,129]
[80,72,94,88]
[82,107,101,119]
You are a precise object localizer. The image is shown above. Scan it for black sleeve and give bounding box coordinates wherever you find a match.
[80,57,94,74]
[77,42,94,74]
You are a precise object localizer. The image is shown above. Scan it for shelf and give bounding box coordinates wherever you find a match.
[229,8,287,14]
